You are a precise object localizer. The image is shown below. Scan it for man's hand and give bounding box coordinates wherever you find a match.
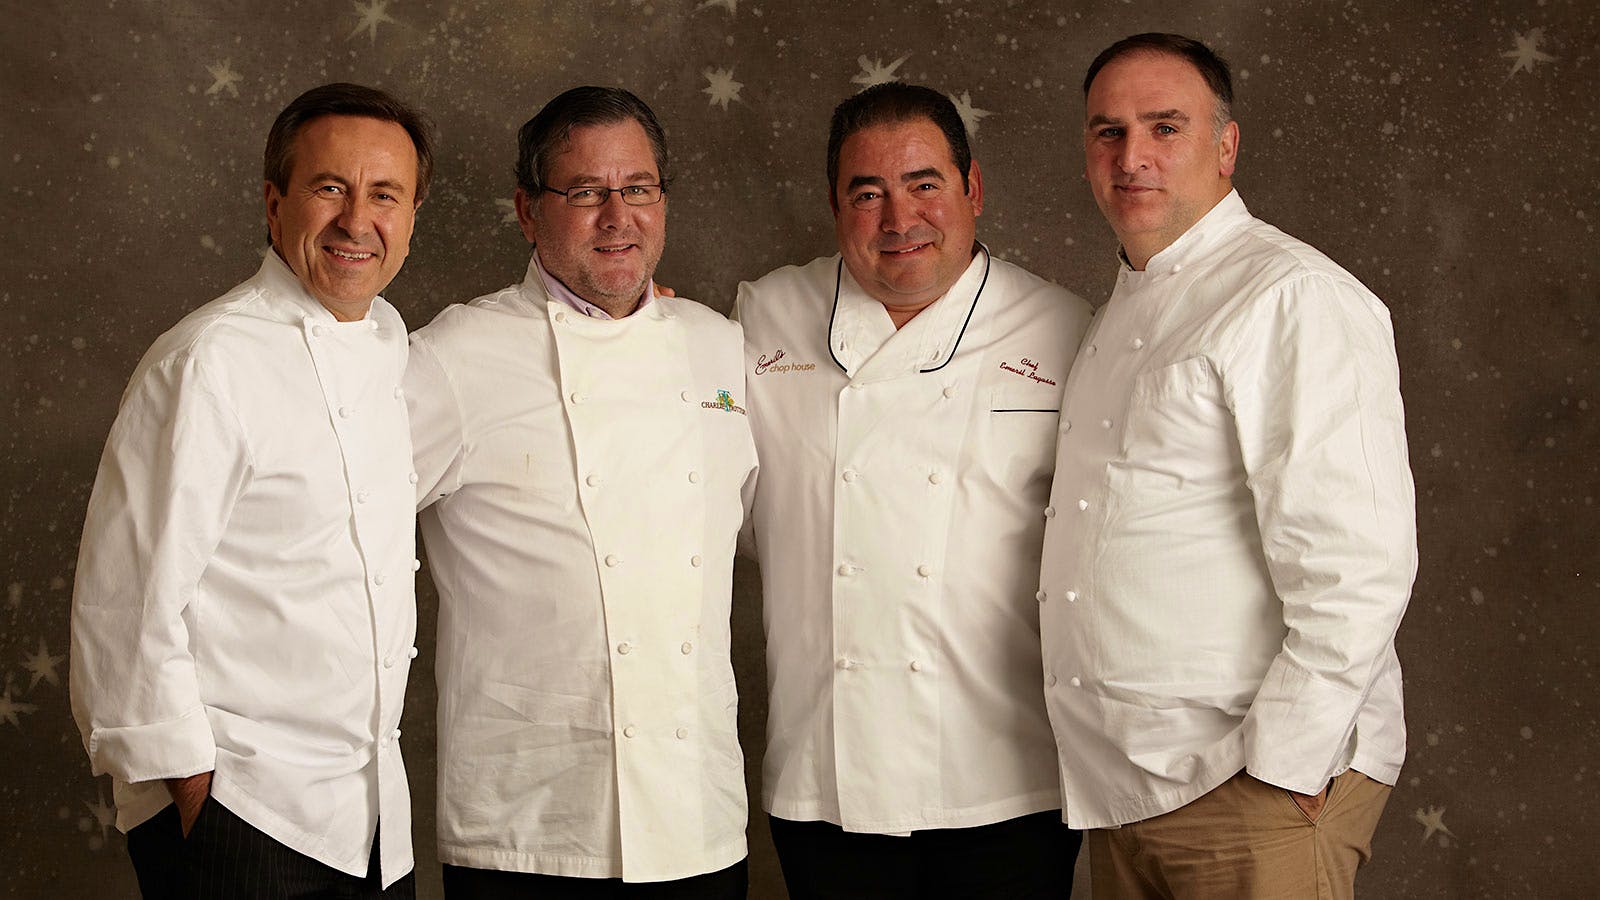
[653,281,676,298]
[165,771,213,837]
[1290,781,1330,822]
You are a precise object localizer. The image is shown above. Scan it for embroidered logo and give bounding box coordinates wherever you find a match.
[754,348,816,375]
[702,389,747,415]
[998,357,1058,386]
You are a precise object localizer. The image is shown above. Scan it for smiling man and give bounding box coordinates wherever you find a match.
[404,86,756,899]
[71,83,432,899]
[734,83,1092,898]
[1038,34,1417,899]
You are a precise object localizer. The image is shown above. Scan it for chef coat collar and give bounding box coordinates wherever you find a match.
[828,243,990,381]
[258,248,386,326]
[1118,189,1251,280]
[530,250,656,320]
[518,254,668,325]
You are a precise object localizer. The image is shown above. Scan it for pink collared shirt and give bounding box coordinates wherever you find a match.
[533,250,653,320]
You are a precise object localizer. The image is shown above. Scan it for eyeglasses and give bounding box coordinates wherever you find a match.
[542,184,665,207]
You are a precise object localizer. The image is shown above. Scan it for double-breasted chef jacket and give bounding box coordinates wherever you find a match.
[70,251,418,886]
[406,258,758,882]
[735,248,1093,833]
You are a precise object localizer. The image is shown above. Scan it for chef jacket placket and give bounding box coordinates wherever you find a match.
[548,303,712,880]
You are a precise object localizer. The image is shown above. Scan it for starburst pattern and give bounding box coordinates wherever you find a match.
[21,637,64,691]
[948,91,992,136]
[1414,805,1456,845]
[851,53,911,90]
[204,60,241,98]
[495,198,518,225]
[696,0,738,14]
[1502,28,1556,76]
[349,0,399,44]
[702,67,744,111]
[0,680,37,728]
[83,792,116,841]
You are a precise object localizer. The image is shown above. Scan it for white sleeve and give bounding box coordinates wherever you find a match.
[70,353,248,784]
[1226,276,1418,794]
[405,334,466,511]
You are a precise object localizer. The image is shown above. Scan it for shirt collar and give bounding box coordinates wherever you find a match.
[1119,189,1252,278]
[531,249,654,320]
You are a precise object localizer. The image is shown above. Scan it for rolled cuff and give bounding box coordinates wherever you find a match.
[1242,655,1363,794]
[88,707,217,784]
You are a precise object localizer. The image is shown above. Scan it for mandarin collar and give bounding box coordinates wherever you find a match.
[1118,189,1251,280]
[830,244,989,378]
[257,249,382,324]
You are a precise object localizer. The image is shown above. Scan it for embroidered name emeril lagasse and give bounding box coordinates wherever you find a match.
[702,389,748,415]
[999,357,1057,386]
[755,348,817,375]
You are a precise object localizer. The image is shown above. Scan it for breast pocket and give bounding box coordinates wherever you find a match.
[1119,357,1234,487]
[985,386,1061,494]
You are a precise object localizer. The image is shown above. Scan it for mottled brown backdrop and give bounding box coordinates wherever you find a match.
[3,0,1596,897]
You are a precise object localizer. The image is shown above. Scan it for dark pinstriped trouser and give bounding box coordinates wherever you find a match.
[126,799,416,899]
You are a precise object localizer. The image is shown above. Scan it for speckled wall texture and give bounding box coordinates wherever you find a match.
[3,1,1595,897]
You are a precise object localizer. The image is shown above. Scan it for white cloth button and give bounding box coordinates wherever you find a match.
[688,471,701,483]
[408,471,419,484]
[942,386,956,399]
[1036,590,1047,603]
[605,554,620,567]
[842,470,858,483]
[311,324,325,337]
[586,474,600,487]
[356,489,370,503]
[849,382,864,390]
[928,471,944,485]
[681,642,693,655]
[836,658,852,670]
[681,390,692,402]
[837,563,855,576]
[1101,418,1113,429]
[617,642,632,655]
[1062,419,1072,432]
[393,387,404,399]
[408,646,419,659]
[570,391,586,404]
[917,564,932,578]
[623,725,637,738]
[368,321,379,332]
[1132,338,1145,350]
[1078,499,1089,511]
[1070,676,1082,687]
[1172,263,1184,273]
[383,656,394,669]
[1065,590,1078,603]
[690,555,703,567]
[1044,506,1057,518]
[390,728,401,740]
[676,727,689,740]
[373,573,386,586]
[555,311,567,323]
[1087,344,1098,356]
[412,558,421,572]
[1047,674,1058,687]
[909,660,923,672]
[338,406,352,418]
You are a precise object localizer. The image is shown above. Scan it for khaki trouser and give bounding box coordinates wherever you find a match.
[1089,768,1392,900]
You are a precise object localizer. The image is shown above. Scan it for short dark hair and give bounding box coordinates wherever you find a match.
[514,86,669,196]
[826,83,973,195]
[264,82,436,202]
[1083,33,1235,133]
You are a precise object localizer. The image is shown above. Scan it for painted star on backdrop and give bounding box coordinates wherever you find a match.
[349,0,399,44]
[1502,28,1556,76]
[21,637,64,691]
[1414,805,1456,845]
[702,68,744,111]
[0,681,38,728]
[6,582,21,609]
[204,59,242,98]
[948,91,992,136]
[84,792,116,841]
[495,198,518,226]
[696,0,738,14]
[851,53,911,90]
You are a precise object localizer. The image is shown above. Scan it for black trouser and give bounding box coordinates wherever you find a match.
[442,858,747,899]
[769,811,1080,899]
[126,799,415,899]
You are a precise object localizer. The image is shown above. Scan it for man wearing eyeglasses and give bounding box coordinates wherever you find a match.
[734,83,1092,897]
[403,86,756,898]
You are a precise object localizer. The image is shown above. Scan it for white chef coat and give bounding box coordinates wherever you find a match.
[70,251,418,886]
[1039,191,1417,830]
[406,258,757,883]
[735,248,1092,833]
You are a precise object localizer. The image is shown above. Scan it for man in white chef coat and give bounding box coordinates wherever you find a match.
[735,83,1093,898]
[405,86,756,899]
[1039,33,1418,899]
[70,83,431,899]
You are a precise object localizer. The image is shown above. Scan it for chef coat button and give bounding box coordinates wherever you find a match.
[570,391,586,405]
[848,381,864,390]
[842,470,858,483]
[837,563,855,577]
[1172,263,1184,273]
[681,641,694,655]
[383,656,394,669]
[681,390,692,402]
[942,385,956,399]
[909,660,923,672]
[585,473,601,487]
[356,489,370,503]
[311,324,325,338]
[555,311,567,323]
[1078,499,1089,511]
[1087,344,1098,356]
[1043,506,1057,518]
[1132,338,1145,350]
[1065,590,1078,603]
[623,725,637,739]
[688,470,701,484]
[390,728,401,741]
[836,658,852,670]
[338,406,352,418]
[393,386,404,400]
[373,573,386,586]
[368,320,379,332]
[605,554,620,567]
[676,726,690,740]
[1047,674,1058,687]
[1035,590,1047,603]
[617,642,632,655]
[1070,676,1083,688]
[928,471,944,485]
[412,558,421,572]
[1061,419,1072,432]
[690,555,703,567]
[1101,418,1113,429]
[408,471,419,484]
[408,646,419,659]
[916,564,932,578]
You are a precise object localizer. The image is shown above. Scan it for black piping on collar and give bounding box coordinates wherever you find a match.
[826,243,992,376]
